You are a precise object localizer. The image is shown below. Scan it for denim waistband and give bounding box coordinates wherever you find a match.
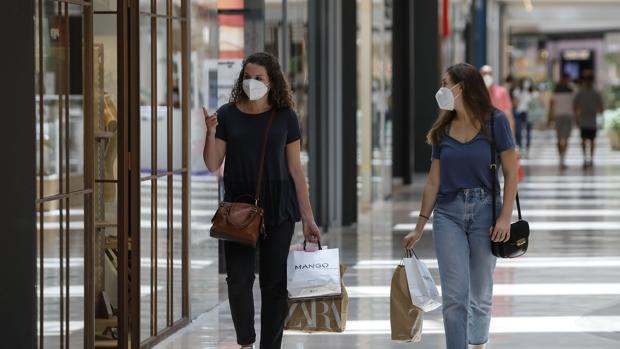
[437,187,500,205]
[459,187,489,200]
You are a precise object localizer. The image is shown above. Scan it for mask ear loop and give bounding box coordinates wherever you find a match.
[451,83,461,100]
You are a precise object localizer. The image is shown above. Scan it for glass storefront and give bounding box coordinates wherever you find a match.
[136,0,189,344]
[188,0,220,318]
[35,1,93,347]
[35,0,196,347]
[32,1,392,346]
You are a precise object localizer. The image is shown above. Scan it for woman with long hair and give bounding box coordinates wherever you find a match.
[203,52,321,349]
[403,63,518,349]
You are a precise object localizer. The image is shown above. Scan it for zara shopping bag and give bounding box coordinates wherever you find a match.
[287,241,341,299]
[285,265,348,333]
[390,264,423,342]
[403,250,441,312]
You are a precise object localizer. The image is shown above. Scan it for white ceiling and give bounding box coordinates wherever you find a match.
[495,0,620,34]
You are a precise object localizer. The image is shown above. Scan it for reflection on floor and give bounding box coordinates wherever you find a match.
[156,129,620,349]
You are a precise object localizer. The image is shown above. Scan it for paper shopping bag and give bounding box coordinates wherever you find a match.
[287,247,341,299]
[285,265,348,332]
[403,255,441,312]
[390,265,423,342]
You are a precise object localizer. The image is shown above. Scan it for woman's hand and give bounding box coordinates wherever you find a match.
[203,107,218,136]
[302,219,321,243]
[490,214,511,242]
[403,230,423,250]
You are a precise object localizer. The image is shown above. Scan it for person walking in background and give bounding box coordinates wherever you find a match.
[548,73,575,169]
[526,83,546,149]
[573,70,604,168]
[404,63,518,349]
[480,65,515,135]
[203,52,321,349]
[513,78,533,150]
[505,74,519,128]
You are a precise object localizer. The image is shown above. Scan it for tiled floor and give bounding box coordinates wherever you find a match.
[156,129,620,349]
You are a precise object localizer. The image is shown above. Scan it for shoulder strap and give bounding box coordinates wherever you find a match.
[490,115,498,226]
[254,110,275,205]
[489,112,523,226]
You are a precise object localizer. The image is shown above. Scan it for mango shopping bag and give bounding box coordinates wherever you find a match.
[287,244,341,299]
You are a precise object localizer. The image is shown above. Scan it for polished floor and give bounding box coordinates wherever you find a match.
[156,128,620,349]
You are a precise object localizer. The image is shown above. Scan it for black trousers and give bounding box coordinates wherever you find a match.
[224,219,295,349]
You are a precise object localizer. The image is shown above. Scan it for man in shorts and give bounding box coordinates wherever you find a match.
[574,70,604,168]
[549,74,574,169]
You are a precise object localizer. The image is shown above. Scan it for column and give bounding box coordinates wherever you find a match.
[308,0,357,228]
[0,0,36,345]
[357,0,372,203]
[392,0,414,183]
[413,0,440,173]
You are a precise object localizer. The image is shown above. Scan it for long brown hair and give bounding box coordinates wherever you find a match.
[229,52,294,110]
[427,63,496,145]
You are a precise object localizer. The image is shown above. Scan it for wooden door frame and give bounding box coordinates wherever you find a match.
[117,0,131,347]
[127,1,191,348]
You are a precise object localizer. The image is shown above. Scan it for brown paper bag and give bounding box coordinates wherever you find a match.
[285,265,348,332]
[390,265,423,342]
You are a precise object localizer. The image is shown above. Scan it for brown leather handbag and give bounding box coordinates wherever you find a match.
[209,111,274,247]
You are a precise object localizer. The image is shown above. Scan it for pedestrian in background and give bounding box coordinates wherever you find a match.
[526,83,546,149]
[574,70,604,168]
[513,78,533,150]
[548,73,574,169]
[481,65,515,135]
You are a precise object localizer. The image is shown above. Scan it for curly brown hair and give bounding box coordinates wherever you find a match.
[229,52,294,110]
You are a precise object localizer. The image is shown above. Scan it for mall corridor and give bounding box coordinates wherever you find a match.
[6,0,620,348]
[155,131,620,349]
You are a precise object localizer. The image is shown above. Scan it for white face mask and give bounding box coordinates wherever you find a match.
[243,79,269,101]
[483,75,494,88]
[435,84,460,111]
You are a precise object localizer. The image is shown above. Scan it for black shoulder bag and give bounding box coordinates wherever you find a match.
[489,115,530,258]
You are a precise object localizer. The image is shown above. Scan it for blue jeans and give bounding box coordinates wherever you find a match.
[433,188,500,349]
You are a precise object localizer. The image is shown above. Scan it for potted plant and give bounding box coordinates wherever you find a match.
[604,108,620,150]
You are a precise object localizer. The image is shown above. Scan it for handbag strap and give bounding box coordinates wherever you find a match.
[254,110,275,205]
[489,113,523,227]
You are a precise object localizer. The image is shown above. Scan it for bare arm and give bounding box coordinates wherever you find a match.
[503,89,516,135]
[287,140,321,241]
[505,108,516,137]
[203,108,226,172]
[404,159,440,249]
[491,149,518,242]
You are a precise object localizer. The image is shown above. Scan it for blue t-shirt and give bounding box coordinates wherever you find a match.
[431,111,515,203]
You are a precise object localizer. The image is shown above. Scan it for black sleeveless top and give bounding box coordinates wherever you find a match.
[215,103,301,226]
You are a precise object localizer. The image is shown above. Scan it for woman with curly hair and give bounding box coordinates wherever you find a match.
[203,52,321,349]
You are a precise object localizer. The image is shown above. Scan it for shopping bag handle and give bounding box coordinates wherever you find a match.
[400,249,419,265]
[303,239,322,251]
